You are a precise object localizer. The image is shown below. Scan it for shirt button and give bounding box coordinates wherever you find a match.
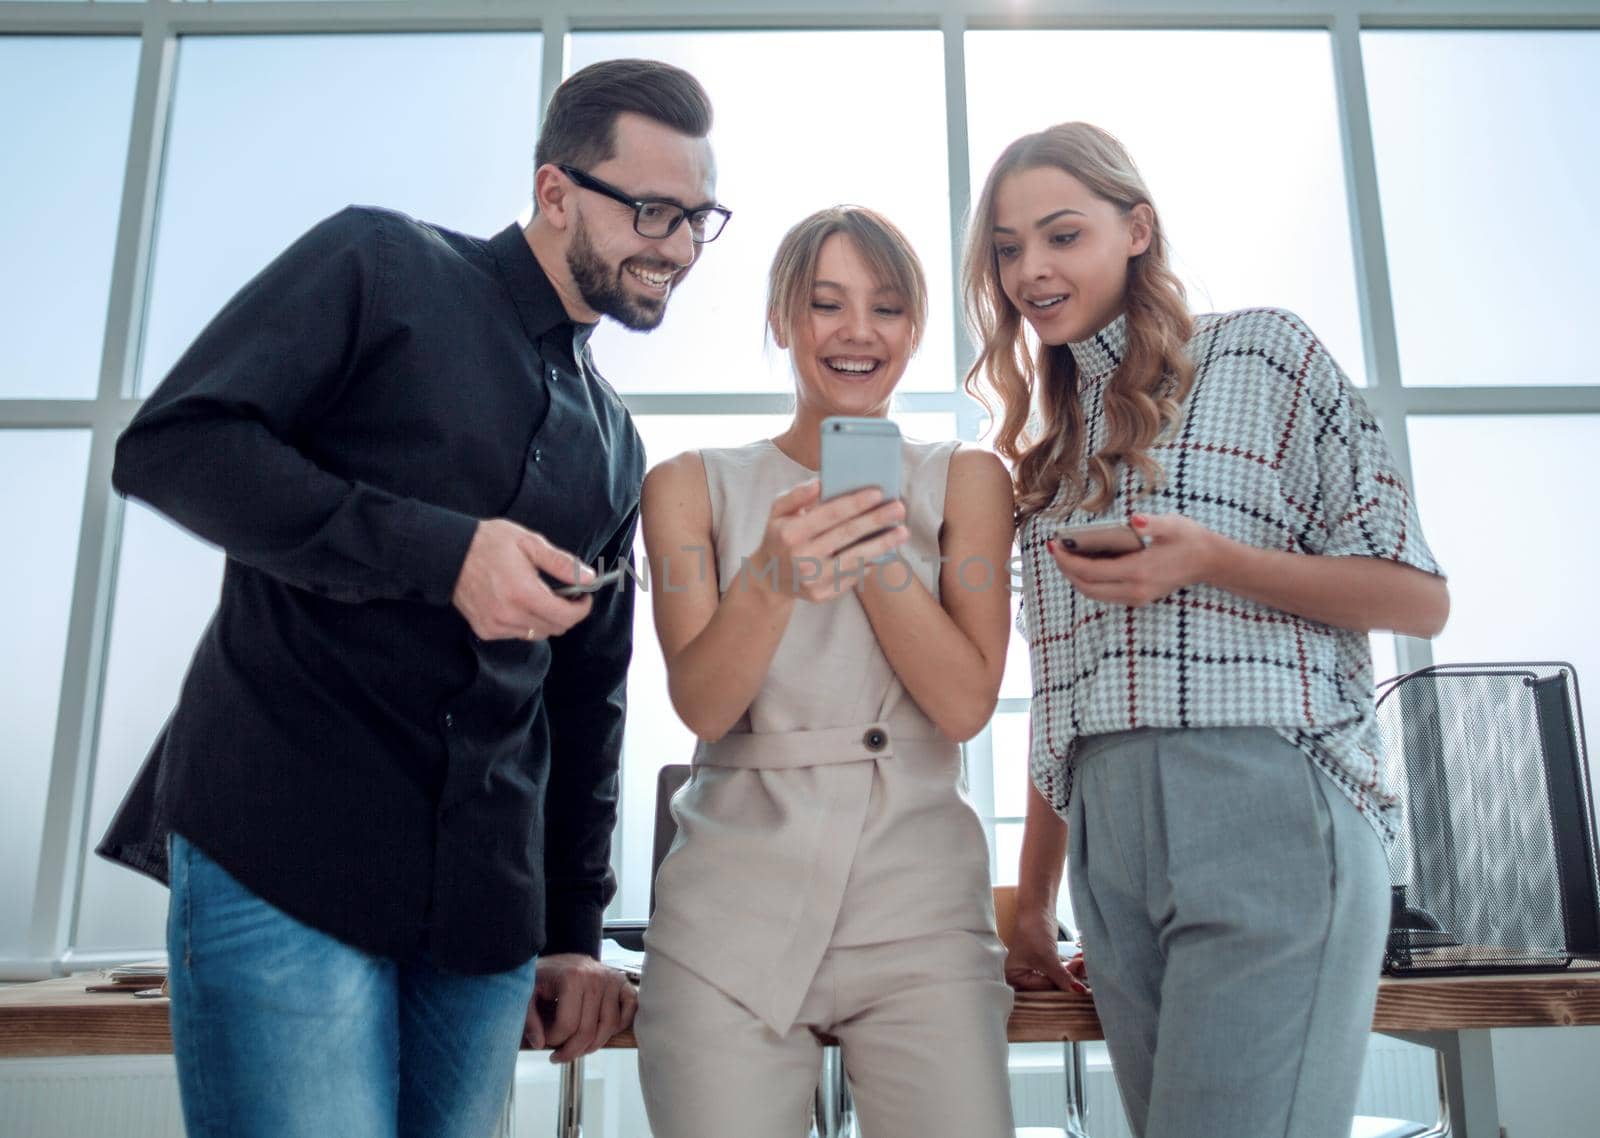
[442,713,455,729]
[533,448,542,463]
[549,368,559,383]
[863,728,887,752]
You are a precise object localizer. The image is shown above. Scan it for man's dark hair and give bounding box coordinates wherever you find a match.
[535,58,713,175]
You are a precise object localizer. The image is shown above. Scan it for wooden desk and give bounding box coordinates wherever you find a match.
[6,971,1600,1136]
[7,971,1600,1055]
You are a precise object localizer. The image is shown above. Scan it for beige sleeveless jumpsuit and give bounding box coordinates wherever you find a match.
[635,437,1015,1138]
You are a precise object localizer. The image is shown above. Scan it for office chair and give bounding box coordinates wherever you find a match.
[596,763,690,955]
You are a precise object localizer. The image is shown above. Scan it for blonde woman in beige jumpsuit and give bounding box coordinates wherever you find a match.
[635,206,1017,1138]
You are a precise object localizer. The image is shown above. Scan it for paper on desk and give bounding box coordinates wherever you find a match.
[600,939,644,981]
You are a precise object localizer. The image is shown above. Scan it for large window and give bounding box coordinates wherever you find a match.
[2,6,1596,996]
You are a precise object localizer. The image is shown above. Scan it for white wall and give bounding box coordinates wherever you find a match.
[1492,1027,1600,1138]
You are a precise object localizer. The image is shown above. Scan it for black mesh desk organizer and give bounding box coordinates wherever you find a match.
[1376,662,1600,975]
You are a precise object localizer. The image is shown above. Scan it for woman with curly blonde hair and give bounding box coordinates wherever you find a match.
[965,122,1449,1138]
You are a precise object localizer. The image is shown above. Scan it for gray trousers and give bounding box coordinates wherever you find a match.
[1067,727,1391,1138]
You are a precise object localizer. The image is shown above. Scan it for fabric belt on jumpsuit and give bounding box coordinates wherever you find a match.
[642,717,963,1036]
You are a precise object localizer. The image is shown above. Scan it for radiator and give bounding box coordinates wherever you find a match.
[0,1055,185,1138]
[1007,1035,1439,1135]
[0,1037,1439,1138]
[1010,1054,1135,1137]
[1355,1036,1444,1125]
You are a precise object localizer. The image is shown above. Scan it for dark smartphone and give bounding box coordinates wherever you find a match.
[1053,521,1147,558]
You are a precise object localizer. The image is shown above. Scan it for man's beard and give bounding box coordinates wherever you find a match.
[567,213,675,331]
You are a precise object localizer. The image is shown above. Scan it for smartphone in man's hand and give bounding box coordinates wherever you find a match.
[547,564,628,598]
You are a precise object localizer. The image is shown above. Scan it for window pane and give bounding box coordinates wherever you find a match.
[1001,605,1030,700]
[966,30,1367,384]
[990,708,1030,820]
[1365,32,1600,386]
[0,37,137,399]
[892,412,959,444]
[1405,415,1600,802]
[995,820,1021,887]
[569,31,956,395]
[1370,631,1400,684]
[139,33,541,393]
[75,504,224,953]
[0,431,91,958]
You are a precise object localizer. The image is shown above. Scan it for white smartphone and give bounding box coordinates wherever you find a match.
[1053,520,1148,558]
[551,564,628,598]
[819,416,901,503]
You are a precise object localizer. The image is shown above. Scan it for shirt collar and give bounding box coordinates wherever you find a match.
[1065,311,1128,385]
[488,222,597,356]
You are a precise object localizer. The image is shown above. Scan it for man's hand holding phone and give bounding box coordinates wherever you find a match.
[452,518,598,641]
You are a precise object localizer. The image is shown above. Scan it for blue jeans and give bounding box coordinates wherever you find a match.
[166,832,537,1138]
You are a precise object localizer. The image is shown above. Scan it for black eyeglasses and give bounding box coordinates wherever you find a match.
[558,164,731,244]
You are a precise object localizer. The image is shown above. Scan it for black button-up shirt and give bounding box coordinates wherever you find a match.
[98,207,644,972]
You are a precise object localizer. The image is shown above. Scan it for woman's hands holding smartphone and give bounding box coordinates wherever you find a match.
[747,479,908,602]
[1047,513,1223,607]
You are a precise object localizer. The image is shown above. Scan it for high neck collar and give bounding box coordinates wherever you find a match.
[1065,311,1128,384]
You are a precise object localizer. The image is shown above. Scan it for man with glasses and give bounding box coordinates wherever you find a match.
[98,59,725,1138]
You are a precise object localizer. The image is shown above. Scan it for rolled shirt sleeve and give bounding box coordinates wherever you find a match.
[1270,311,1442,577]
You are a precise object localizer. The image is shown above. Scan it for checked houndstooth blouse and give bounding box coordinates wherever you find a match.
[1019,307,1442,847]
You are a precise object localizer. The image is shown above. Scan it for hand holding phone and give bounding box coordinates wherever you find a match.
[1052,521,1148,558]
[818,416,905,566]
[452,519,597,642]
